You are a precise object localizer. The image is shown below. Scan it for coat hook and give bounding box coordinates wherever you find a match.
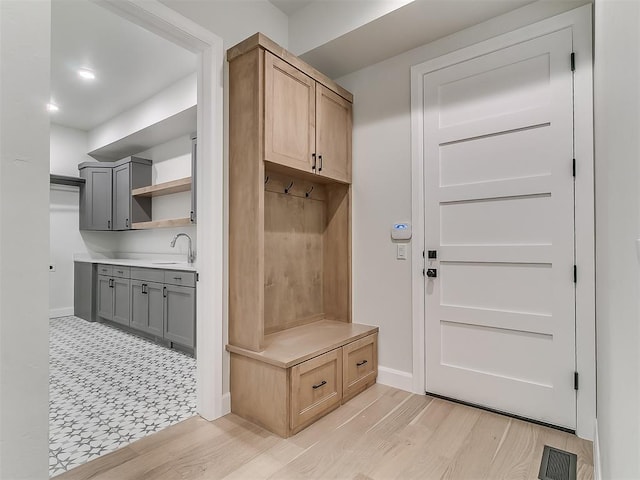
[305,186,314,198]
[264,175,270,185]
[284,181,294,194]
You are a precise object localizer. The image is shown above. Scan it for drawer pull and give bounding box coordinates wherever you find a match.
[312,380,327,390]
[356,360,368,367]
[117,270,123,274]
[173,276,182,281]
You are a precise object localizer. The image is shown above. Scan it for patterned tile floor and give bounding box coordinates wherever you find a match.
[49,316,196,477]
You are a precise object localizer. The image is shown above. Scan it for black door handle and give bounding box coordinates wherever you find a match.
[426,269,437,278]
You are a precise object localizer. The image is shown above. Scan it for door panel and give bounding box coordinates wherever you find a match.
[316,84,352,183]
[112,278,130,327]
[89,168,112,230]
[112,164,130,231]
[164,284,195,348]
[264,52,315,173]
[423,28,576,428]
[97,275,113,320]
[130,280,148,331]
[147,282,164,337]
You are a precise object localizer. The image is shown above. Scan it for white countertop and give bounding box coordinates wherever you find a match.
[74,257,196,272]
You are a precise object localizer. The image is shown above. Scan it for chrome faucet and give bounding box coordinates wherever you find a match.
[170,233,195,264]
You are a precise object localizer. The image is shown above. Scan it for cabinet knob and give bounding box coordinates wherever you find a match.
[312,380,327,390]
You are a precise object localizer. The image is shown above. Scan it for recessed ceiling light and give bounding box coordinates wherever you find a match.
[78,68,95,80]
[46,103,59,112]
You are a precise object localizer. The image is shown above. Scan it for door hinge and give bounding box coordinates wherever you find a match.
[422,268,425,277]
[574,371,579,390]
[572,158,576,177]
[573,265,577,283]
[570,52,575,72]
[422,250,425,259]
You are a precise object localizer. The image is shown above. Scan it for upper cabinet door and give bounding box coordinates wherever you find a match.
[264,52,316,173]
[316,85,352,183]
[112,163,131,231]
[87,167,113,231]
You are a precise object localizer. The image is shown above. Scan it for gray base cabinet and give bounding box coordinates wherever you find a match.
[97,265,131,327]
[164,284,196,349]
[75,262,95,321]
[131,280,164,337]
[97,275,114,320]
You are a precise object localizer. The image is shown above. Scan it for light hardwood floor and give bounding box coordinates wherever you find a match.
[55,384,593,480]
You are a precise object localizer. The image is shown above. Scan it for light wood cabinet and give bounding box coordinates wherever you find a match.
[229,328,378,438]
[227,33,375,438]
[250,44,352,183]
[290,348,342,432]
[265,53,316,173]
[342,333,378,402]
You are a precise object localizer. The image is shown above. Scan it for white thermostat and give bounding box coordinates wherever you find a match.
[391,222,412,240]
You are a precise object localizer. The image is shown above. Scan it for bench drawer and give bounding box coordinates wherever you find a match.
[342,333,377,402]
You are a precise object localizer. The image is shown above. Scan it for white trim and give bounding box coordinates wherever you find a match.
[93,0,225,421]
[593,419,602,480]
[49,307,74,319]
[410,5,595,439]
[377,366,414,392]
[221,392,231,415]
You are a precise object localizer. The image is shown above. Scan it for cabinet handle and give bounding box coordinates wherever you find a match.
[125,218,129,228]
[142,284,147,294]
[163,286,167,298]
[107,220,111,229]
[173,276,182,281]
[109,278,114,288]
[117,270,123,274]
[311,153,316,171]
[318,154,323,172]
[312,380,327,390]
[356,360,368,367]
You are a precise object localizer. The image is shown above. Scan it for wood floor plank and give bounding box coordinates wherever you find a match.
[440,409,511,480]
[268,389,411,479]
[53,387,595,480]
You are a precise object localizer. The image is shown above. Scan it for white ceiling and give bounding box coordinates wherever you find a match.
[300,0,540,79]
[50,0,196,131]
[269,0,315,16]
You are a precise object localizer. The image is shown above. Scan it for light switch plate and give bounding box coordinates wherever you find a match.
[397,244,407,260]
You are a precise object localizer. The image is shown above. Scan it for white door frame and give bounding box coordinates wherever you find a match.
[410,5,595,439]
[94,0,226,420]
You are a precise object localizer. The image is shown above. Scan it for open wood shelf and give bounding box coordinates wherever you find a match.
[131,177,191,197]
[131,217,192,230]
[226,320,378,368]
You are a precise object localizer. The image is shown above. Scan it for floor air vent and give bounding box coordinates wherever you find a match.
[538,445,577,480]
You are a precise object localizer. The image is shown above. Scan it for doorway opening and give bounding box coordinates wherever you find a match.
[48,0,224,475]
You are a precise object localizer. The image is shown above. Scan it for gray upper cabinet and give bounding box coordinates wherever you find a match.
[79,164,113,230]
[164,284,196,349]
[79,157,152,231]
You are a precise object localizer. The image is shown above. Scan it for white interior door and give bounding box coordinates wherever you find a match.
[423,28,576,429]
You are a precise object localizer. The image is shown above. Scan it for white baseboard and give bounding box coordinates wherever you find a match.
[221,392,231,415]
[594,419,602,480]
[377,366,414,392]
[50,307,74,319]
